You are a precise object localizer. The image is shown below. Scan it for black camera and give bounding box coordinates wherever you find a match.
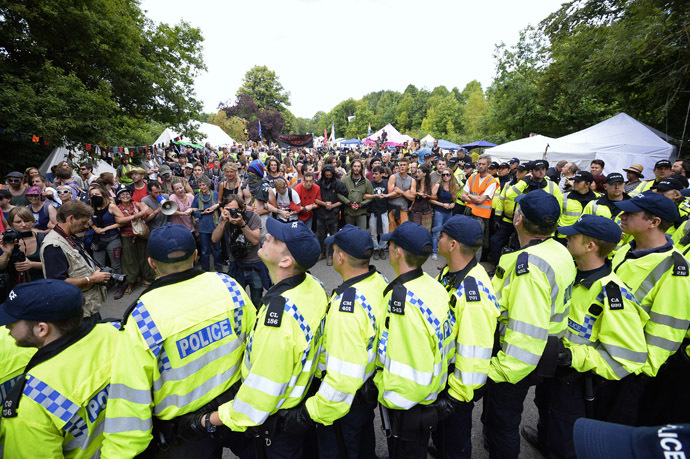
[2,229,20,244]
[101,267,126,284]
[229,208,240,219]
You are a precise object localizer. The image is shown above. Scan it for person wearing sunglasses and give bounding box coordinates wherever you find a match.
[26,186,57,233]
[4,171,28,207]
[430,170,459,259]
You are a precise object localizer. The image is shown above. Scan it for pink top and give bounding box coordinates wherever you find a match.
[169,193,194,232]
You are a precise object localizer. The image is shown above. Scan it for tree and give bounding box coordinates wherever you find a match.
[207,111,247,142]
[219,94,284,142]
[0,0,205,159]
[237,65,290,112]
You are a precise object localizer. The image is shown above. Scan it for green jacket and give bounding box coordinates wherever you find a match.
[338,175,374,217]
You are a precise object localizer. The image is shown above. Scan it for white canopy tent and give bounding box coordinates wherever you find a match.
[154,122,236,148]
[421,134,435,147]
[557,112,676,175]
[365,123,413,145]
[39,146,116,176]
[485,113,676,174]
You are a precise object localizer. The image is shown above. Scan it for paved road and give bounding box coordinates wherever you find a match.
[100,256,542,458]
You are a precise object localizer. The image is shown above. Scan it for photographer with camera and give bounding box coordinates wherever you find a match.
[40,200,110,317]
[211,194,267,307]
[0,207,45,299]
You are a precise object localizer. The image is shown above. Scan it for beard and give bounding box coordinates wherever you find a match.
[14,331,42,348]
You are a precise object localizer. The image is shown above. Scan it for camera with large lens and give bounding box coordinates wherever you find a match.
[229,208,240,219]
[2,229,20,245]
[101,266,127,284]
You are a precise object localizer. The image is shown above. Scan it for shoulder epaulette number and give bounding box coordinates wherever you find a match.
[264,296,285,327]
[672,251,689,277]
[605,281,624,310]
[339,288,356,313]
[464,276,480,302]
[515,252,529,276]
[390,284,406,315]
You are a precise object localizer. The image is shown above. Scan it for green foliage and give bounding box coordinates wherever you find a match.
[237,65,291,112]
[207,111,247,142]
[0,0,205,172]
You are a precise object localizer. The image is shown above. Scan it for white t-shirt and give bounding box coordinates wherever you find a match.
[273,187,301,222]
[463,173,498,198]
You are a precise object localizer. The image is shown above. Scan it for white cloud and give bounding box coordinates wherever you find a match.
[141,0,563,118]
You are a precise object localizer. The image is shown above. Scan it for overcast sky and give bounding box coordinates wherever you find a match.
[141,0,565,119]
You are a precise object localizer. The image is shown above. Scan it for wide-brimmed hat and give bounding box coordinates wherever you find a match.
[622,164,644,178]
[125,167,146,178]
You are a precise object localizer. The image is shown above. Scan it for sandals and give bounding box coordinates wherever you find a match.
[124,284,134,295]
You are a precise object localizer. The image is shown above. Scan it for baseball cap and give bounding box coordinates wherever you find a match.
[115,187,131,197]
[499,162,510,169]
[265,218,321,269]
[158,164,172,175]
[605,172,625,184]
[148,223,197,263]
[652,177,684,192]
[448,157,460,167]
[573,171,594,182]
[614,191,680,222]
[670,174,689,189]
[464,162,475,169]
[558,214,622,243]
[516,163,529,172]
[531,159,548,170]
[623,164,645,178]
[574,419,690,459]
[381,221,433,256]
[432,215,483,248]
[0,279,83,326]
[489,161,500,169]
[515,189,561,225]
[325,224,374,259]
[655,159,672,169]
[184,163,194,169]
[509,158,520,164]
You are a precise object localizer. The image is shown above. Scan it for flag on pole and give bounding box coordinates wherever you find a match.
[329,121,335,142]
[258,120,263,141]
[367,123,371,137]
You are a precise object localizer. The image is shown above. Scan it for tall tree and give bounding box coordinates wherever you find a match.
[0,0,205,154]
[237,65,291,112]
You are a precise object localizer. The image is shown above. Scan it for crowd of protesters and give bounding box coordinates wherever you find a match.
[2,139,690,312]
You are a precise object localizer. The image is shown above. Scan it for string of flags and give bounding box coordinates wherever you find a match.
[0,127,184,156]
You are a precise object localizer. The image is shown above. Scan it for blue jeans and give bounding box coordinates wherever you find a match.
[369,213,389,250]
[199,232,222,271]
[432,210,452,254]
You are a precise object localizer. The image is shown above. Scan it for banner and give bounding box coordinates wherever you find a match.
[277,134,314,149]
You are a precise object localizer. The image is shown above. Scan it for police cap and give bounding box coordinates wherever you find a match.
[266,218,321,269]
[325,224,374,259]
[148,223,197,263]
[515,189,561,225]
[0,279,83,326]
[381,222,433,256]
[432,215,483,248]
[558,214,622,243]
[614,191,680,222]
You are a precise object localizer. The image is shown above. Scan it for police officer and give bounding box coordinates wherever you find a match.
[433,215,500,459]
[612,192,690,425]
[102,224,256,457]
[582,172,630,220]
[630,159,673,196]
[555,171,598,242]
[522,215,649,458]
[375,222,453,459]
[201,218,328,458]
[304,224,388,458]
[483,190,576,459]
[503,159,564,209]
[490,162,529,264]
[0,279,120,458]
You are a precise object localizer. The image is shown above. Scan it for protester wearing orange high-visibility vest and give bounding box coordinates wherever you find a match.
[460,154,499,261]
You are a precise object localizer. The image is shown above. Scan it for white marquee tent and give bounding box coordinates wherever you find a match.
[365,123,413,145]
[39,146,116,176]
[421,134,435,147]
[485,113,676,174]
[154,122,236,148]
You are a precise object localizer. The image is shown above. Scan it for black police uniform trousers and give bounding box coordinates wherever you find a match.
[638,343,690,426]
[316,401,377,459]
[534,367,643,459]
[482,371,542,459]
[489,220,515,265]
[137,435,224,459]
[431,400,474,459]
[224,427,312,459]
